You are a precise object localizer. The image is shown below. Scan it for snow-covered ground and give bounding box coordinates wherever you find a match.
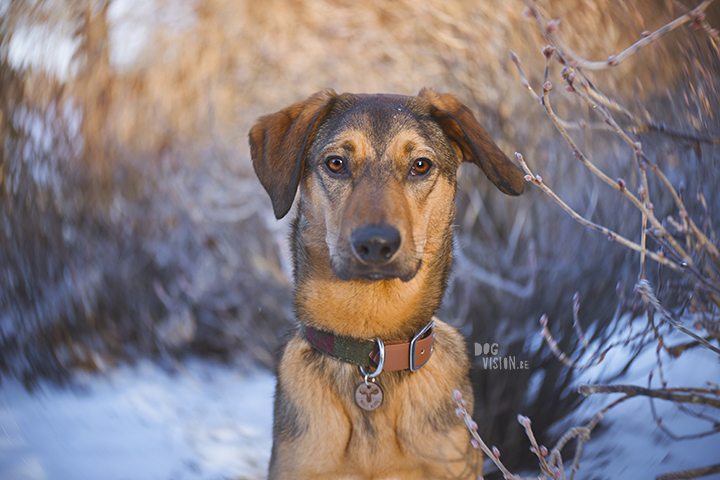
[540,317,720,480]
[0,360,274,480]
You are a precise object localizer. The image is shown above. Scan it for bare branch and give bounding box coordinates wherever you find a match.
[656,462,720,480]
[524,0,715,70]
[637,279,720,356]
[578,383,720,408]
[515,153,681,271]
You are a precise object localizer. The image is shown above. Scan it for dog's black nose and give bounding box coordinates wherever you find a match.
[351,225,401,264]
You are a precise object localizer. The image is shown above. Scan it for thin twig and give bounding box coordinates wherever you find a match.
[576,67,720,145]
[524,0,714,70]
[637,279,720,356]
[571,292,590,350]
[520,415,555,477]
[452,390,525,480]
[515,152,681,271]
[656,462,720,480]
[578,383,720,408]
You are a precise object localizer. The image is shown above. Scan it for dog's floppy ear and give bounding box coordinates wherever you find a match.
[249,90,338,219]
[419,88,525,196]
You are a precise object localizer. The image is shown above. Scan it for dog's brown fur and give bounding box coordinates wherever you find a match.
[249,89,524,479]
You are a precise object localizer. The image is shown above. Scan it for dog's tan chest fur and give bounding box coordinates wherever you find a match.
[272,319,478,479]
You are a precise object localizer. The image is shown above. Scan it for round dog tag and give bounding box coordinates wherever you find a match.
[355,381,383,411]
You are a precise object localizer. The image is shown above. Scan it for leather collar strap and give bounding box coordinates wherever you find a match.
[301,321,435,372]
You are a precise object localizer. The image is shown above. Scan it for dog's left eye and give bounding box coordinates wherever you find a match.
[325,156,347,174]
[410,158,433,176]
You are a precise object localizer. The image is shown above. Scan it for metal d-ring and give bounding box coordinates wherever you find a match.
[359,338,385,384]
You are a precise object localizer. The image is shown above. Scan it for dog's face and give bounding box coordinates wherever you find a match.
[249,89,524,284]
[304,94,462,282]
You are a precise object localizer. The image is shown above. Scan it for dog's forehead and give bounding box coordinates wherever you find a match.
[321,94,441,150]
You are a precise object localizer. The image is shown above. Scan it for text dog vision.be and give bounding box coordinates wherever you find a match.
[474,343,530,370]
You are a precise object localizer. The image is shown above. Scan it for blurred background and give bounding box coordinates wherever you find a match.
[1,0,719,478]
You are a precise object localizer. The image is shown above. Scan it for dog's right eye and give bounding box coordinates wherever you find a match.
[325,156,347,174]
[410,158,433,176]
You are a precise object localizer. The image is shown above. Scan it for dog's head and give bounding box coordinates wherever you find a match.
[249,89,524,283]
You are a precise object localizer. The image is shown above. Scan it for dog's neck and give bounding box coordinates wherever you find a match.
[289,205,454,342]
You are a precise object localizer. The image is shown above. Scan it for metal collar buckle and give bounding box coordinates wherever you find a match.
[409,320,435,371]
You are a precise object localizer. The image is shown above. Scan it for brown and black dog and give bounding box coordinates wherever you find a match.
[249,88,524,479]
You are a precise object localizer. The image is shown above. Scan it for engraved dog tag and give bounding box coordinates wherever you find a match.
[355,381,383,410]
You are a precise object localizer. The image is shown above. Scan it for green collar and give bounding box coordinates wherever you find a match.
[301,324,376,367]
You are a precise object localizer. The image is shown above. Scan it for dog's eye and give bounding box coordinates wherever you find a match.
[410,158,433,176]
[325,156,346,174]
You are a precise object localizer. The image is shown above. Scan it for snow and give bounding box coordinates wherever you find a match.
[544,315,720,480]
[0,360,274,480]
[6,21,82,83]
[3,0,199,80]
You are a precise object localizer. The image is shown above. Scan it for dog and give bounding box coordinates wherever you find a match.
[249,88,524,479]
